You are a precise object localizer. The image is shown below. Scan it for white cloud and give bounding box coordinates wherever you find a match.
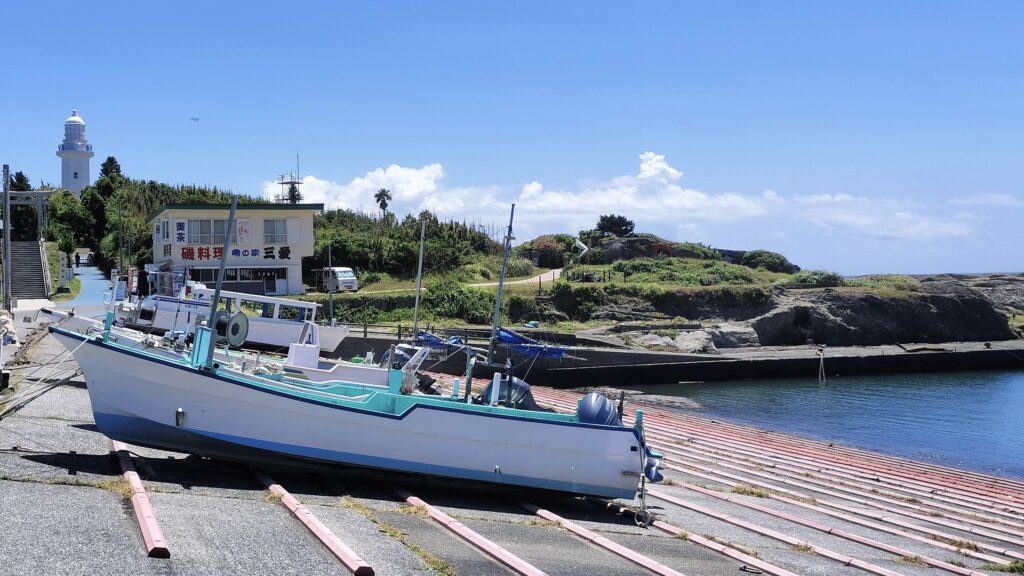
[261,163,445,210]
[277,151,978,245]
[637,151,682,181]
[947,193,1023,207]
[800,204,973,240]
[792,193,865,204]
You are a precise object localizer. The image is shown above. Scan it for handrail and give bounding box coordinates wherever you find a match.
[39,239,53,297]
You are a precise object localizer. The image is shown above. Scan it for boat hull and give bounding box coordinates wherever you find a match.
[51,328,642,499]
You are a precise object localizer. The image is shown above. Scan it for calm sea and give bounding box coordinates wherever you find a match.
[635,370,1024,480]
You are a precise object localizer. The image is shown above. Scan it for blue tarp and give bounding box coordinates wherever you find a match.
[496,328,568,359]
[415,330,467,350]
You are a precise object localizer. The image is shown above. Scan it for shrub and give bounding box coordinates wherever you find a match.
[480,255,533,279]
[549,281,573,299]
[611,258,660,276]
[845,274,920,291]
[422,279,493,324]
[507,293,538,321]
[674,242,722,261]
[359,271,381,286]
[741,249,797,273]
[791,270,845,288]
[504,257,534,278]
[579,247,605,264]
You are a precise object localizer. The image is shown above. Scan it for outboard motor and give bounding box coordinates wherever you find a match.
[576,392,623,426]
[644,445,664,483]
[480,374,552,411]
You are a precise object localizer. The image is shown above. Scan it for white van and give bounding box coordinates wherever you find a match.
[318,267,359,293]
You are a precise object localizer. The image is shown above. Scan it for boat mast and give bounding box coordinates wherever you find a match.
[411,218,426,341]
[487,204,515,363]
[327,244,334,325]
[204,194,238,368]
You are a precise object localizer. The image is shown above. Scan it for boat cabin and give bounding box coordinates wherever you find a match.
[193,288,320,323]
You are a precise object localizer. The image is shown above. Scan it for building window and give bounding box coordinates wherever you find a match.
[213,219,238,244]
[188,219,237,244]
[264,219,287,244]
[162,220,170,240]
[73,171,78,179]
[189,268,218,283]
[188,219,213,244]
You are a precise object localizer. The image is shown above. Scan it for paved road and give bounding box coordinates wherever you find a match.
[60,265,110,308]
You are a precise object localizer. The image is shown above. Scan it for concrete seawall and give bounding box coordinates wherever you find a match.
[331,335,1024,387]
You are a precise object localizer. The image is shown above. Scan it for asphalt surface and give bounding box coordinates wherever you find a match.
[2,323,1022,575]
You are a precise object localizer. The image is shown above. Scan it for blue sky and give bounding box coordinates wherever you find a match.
[3,1,1022,274]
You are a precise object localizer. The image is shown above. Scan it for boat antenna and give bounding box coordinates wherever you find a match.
[204,193,238,368]
[487,204,515,363]
[411,218,426,342]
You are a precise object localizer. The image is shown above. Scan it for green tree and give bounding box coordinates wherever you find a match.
[9,171,31,191]
[374,188,392,218]
[596,214,635,238]
[99,156,122,178]
[79,187,107,248]
[8,171,37,240]
[46,190,95,250]
[286,182,303,204]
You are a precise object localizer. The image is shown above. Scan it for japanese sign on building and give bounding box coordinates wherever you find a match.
[236,218,251,243]
[173,219,187,244]
[178,245,292,261]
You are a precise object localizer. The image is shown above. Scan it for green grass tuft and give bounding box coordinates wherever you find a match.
[981,560,1024,573]
[731,484,770,498]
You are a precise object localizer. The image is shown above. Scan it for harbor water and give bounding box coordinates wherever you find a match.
[640,369,1024,480]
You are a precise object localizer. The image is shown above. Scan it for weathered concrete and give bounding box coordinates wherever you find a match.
[4,315,1023,575]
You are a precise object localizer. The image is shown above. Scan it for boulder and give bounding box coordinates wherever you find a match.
[626,330,717,353]
[706,322,761,348]
[673,330,717,353]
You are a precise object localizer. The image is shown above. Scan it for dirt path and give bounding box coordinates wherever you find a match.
[470,268,562,287]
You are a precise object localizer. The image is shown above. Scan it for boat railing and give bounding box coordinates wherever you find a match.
[193,288,321,311]
[400,346,430,392]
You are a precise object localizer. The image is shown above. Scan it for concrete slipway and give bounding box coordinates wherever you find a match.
[1,321,1022,575]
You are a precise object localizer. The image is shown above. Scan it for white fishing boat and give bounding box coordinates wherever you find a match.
[115,287,349,352]
[48,312,661,500]
[49,198,662,505]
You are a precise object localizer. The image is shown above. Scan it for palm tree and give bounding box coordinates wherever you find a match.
[374,188,392,219]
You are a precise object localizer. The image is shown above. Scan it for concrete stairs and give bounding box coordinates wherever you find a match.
[4,241,48,299]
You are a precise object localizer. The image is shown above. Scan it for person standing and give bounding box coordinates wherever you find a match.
[74,252,81,268]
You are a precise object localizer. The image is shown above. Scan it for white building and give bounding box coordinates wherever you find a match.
[56,110,94,195]
[148,203,323,295]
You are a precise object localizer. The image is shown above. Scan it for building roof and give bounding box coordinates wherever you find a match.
[65,110,85,125]
[147,202,324,223]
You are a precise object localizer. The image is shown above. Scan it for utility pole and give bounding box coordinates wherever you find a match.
[327,244,334,325]
[411,219,426,341]
[117,200,124,277]
[2,164,11,312]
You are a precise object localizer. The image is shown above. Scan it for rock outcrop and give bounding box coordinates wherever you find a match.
[751,281,1014,346]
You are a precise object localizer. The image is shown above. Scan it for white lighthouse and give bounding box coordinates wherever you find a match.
[56,109,94,196]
